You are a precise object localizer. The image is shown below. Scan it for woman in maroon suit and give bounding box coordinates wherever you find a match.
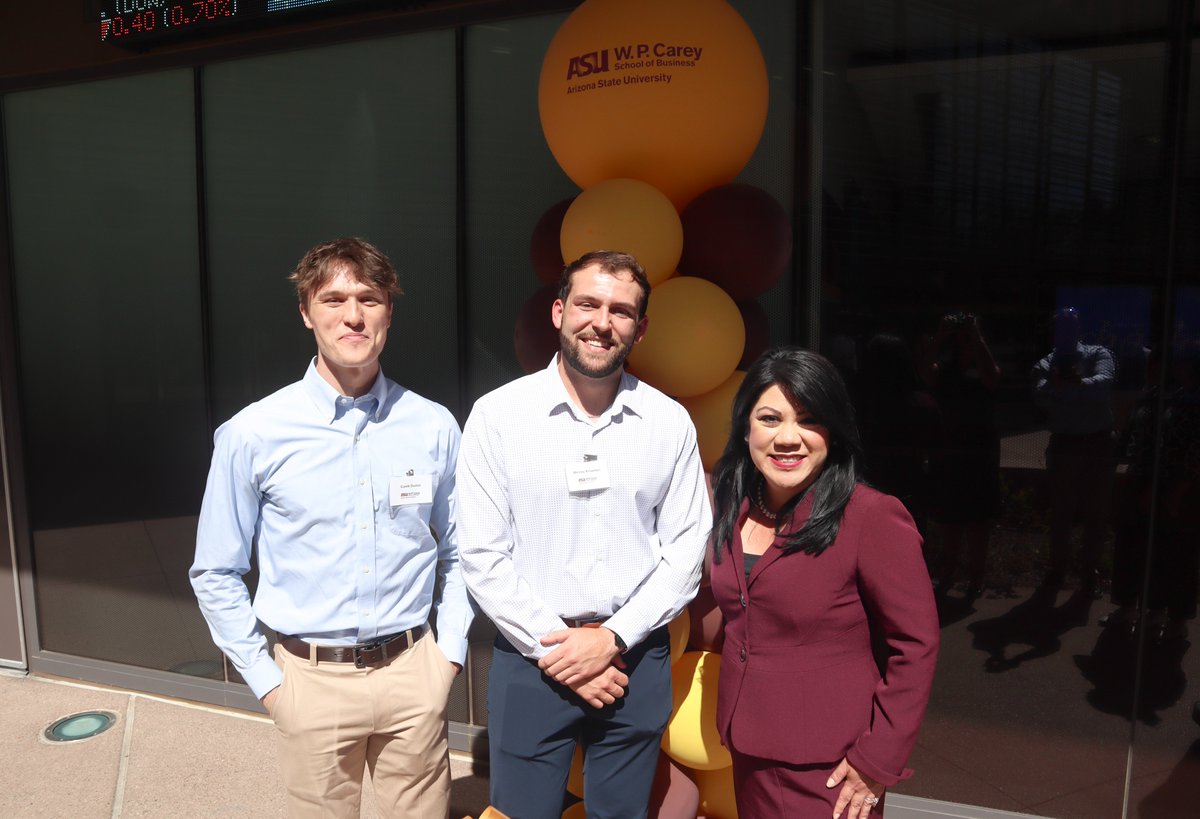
[711,348,939,818]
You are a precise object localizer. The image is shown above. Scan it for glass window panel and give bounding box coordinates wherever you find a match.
[202,32,459,424]
[822,2,1172,817]
[463,12,575,400]
[1127,30,1200,819]
[5,70,211,670]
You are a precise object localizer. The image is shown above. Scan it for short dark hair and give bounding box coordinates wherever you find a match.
[557,250,651,318]
[288,237,403,305]
[712,347,863,561]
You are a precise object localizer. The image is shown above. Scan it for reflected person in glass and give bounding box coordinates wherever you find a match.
[710,348,939,819]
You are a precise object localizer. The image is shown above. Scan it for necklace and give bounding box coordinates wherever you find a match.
[753,484,778,521]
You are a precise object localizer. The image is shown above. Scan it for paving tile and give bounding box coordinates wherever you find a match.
[0,675,129,819]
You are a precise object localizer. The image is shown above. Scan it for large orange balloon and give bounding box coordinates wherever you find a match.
[680,370,745,472]
[539,0,768,210]
[627,277,744,398]
[560,178,682,285]
[661,651,731,770]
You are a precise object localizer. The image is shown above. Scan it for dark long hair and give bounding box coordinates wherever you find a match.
[712,347,863,561]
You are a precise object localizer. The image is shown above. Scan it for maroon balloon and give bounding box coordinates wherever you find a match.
[738,298,770,369]
[679,183,792,301]
[513,284,560,374]
[530,197,574,286]
[649,753,700,819]
[687,583,725,654]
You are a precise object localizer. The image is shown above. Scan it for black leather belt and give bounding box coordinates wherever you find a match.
[279,624,426,668]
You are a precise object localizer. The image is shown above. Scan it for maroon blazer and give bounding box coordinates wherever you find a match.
[712,484,939,786]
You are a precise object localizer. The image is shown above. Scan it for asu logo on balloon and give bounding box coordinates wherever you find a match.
[565,43,704,79]
[565,50,610,80]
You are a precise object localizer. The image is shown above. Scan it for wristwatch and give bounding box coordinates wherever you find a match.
[607,628,628,654]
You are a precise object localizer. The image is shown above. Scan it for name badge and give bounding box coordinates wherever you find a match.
[566,458,611,493]
[390,474,433,506]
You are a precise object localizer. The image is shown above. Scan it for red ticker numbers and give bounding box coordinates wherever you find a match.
[100,1,237,42]
[169,1,237,28]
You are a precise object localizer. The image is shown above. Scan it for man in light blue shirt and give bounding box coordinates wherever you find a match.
[191,237,471,818]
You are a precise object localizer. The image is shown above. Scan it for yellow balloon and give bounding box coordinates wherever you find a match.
[668,609,691,664]
[680,370,746,471]
[661,650,731,770]
[566,744,584,798]
[539,0,769,210]
[561,802,587,819]
[694,764,739,819]
[560,178,682,285]
[627,278,745,398]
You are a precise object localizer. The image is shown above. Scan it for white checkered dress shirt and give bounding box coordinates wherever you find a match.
[456,356,712,658]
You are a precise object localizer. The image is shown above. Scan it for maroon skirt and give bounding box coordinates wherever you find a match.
[731,748,888,817]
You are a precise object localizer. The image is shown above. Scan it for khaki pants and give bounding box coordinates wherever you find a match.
[270,630,455,818]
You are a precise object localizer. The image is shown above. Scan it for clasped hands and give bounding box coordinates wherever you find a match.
[538,626,627,709]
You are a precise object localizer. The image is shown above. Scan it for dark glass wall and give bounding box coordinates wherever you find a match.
[818,2,1195,818]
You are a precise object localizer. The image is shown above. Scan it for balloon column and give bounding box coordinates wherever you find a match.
[514,2,795,815]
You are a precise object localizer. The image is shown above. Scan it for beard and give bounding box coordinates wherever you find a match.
[560,330,630,379]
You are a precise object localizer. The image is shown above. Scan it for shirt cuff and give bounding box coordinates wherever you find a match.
[436,632,469,667]
[241,653,284,701]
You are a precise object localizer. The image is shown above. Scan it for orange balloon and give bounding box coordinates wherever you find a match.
[627,277,745,398]
[668,609,691,664]
[680,370,746,472]
[566,744,584,798]
[539,0,768,210]
[560,178,682,285]
[661,651,731,770]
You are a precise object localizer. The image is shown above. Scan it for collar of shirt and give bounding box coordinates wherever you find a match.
[538,354,644,424]
[299,358,387,423]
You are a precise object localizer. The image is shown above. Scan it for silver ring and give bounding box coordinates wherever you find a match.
[864,795,880,806]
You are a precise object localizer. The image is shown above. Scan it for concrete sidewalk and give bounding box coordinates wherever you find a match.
[0,669,491,818]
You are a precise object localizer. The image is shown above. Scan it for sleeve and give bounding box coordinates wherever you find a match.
[1031,353,1053,407]
[188,421,281,700]
[845,493,940,786]
[1079,346,1116,394]
[429,417,473,666]
[603,413,712,650]
[455,401,568,658]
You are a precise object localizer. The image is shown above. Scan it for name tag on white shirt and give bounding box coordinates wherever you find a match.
[566,458,611,493]
[390,474,433,506]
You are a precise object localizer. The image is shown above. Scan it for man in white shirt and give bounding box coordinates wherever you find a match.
[456,250,712,819]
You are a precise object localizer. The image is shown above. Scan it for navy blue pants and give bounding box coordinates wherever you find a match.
[487,627,672,819]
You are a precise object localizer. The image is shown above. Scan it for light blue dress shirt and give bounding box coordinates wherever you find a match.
[190,360,472,698]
